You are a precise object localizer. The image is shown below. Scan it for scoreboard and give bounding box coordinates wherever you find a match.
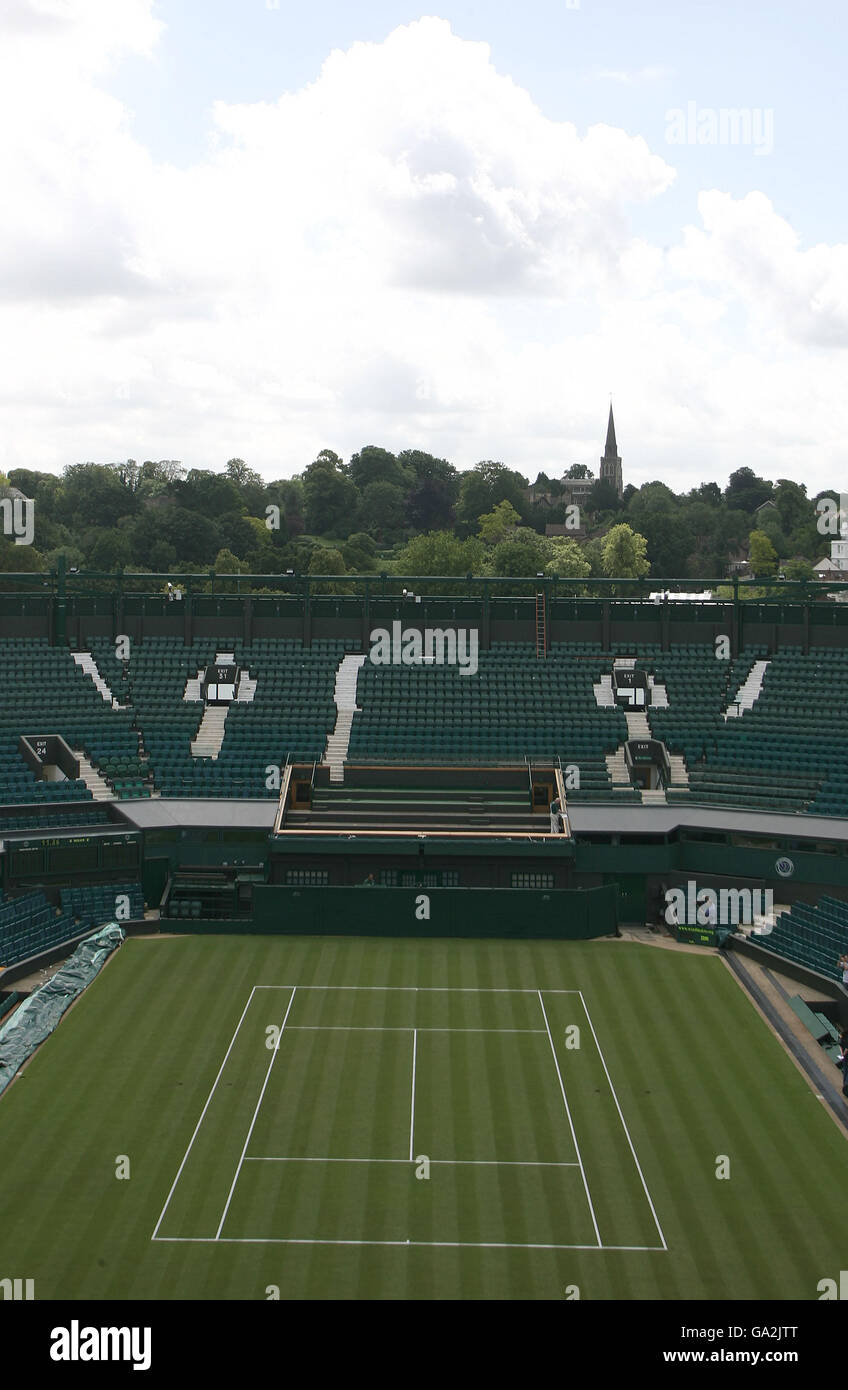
[2,832,140,884]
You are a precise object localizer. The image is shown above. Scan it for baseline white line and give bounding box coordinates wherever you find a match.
[215,986,297,1240]
[538,990,602,1249]
[152,1236,664,1251]
[151,986,257,1241]
[244,1156,580,1167]
[409,1029,417,1161]
[254,985,581,994]
[578,990,667,1251]
[284,1026,545,1033]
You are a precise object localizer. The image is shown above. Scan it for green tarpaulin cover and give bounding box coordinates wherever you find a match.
[0,923,124,1096]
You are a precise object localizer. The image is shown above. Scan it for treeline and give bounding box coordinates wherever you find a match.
[0,448,836,582]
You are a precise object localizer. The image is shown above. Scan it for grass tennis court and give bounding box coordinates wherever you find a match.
[1,932,847,1299]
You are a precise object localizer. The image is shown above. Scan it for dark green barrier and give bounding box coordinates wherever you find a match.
[178,884,619,939]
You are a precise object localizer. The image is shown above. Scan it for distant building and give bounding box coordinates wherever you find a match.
[813,534,848,580]
[598,404,623,499]
[754,498,779,522]
[528,405,625,512]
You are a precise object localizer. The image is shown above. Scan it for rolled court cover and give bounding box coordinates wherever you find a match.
[0,924,124,1097]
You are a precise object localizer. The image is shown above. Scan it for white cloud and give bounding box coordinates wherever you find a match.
[593,65,671,84]
[0,9,846,498]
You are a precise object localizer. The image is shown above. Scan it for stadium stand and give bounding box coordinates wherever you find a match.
[0,633,847,822]
[758,897,848,982]
[0,882,143,970]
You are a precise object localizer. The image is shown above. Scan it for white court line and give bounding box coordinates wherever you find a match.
[284,1026,545,1034]
[578,990,667,1252]
[244,1156,580,1167]
[409,1029,417,1161]
[255,985,581,994]
[151,986,257,1241]
[152,1236,665,1251]
[538,990,602,1249]
[215,986,297,1240]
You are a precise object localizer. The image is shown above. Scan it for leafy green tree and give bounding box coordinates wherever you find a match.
[225,458,266,514]
[216,512,257,559]
[155,505,221,565]
[546,538,591,578]
[399,450,459,531]
[148,540,177,572]
[347,445,412,494]
[138,460,186,497]
[455,462,528,532]
[601,524,650,577]
[213,548,242,573]
[357,479,407,542]
[782,557,814,582]
[342,532,378,571]
[477,499,521,545]
[308,546,346,573]
[60,463,138,530]
[8,468,48,497]
[725,467,773,514]
[491,528,550,576]
[308,545,350,593]
[393,531,485,576]
[565,463,593,480]
[587,478,623,515]
[87,529,132,571]
[302,456,360,537]
[748,529,779,577]
[627,482,692,576]
[170,470,243,520]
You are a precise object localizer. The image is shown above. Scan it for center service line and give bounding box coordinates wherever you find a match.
[215,985,297,1240]
[409,1028,417,1162]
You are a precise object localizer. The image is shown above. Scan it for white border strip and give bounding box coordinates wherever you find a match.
[578,989,667,1251]
[538,989,602,1248]
[153,1236,665,1251]
[409,1029,417,1162]
[215,986,297,1240]
[151,986,257,1241]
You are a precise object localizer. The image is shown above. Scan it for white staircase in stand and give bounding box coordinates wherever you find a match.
[593,673,615,707]
[235,669,257,702]
[191,706,228,759]
[667,752,690,788]
[648,675,668,707]
[625,710,651,739]
[724,660,769,719]
[605,746,631,789]
[324,654,367,783]
[72,652,125,708]
[71,750,113,800]
[183,672,204,701]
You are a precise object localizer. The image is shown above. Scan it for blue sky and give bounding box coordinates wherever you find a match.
[1,0,846,493]
[113,0,847,243]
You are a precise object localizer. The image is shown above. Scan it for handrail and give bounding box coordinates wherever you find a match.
[272,754,294,835]
[525,754,534,811]
[555,756,571,839]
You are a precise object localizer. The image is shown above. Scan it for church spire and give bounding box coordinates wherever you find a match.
[599,403,623,498]
[604,403,617,457]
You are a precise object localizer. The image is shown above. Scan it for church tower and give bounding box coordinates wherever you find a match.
[600,404,623,497]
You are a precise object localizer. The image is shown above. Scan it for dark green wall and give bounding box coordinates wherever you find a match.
[241,883,617,938]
